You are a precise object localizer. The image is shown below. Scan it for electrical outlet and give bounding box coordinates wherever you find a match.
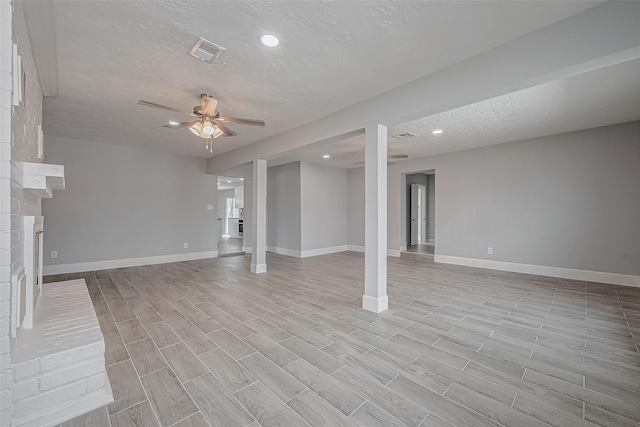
[51,251,58,259]
[207,205,213,211]
[183,243,188,249]
[487,247,493,255]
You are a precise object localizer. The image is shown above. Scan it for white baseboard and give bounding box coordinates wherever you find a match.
[242,246,252,253]
[388,249,401,258]
[300,245,348,258]
[362,295,389,313]
[43,251,219,275]
[267,246,301,258]
[346,245,401,257]
[434,255,640,288]
[251,263,267,274]
[267,245,349,258]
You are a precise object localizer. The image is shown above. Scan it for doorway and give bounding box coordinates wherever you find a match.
[217,176,245,256]
[410,183,427,245]
[405,171,435,256]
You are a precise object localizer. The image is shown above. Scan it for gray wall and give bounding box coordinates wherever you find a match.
[267,162,301,251]
[349,121,640,276]
[42,136,218,266]
[347,168,365,247]
[300,162,348,251]
[427,174,435,241]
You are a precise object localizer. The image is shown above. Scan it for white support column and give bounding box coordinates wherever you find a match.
[251,159,267,274]
[211,174,218,256]
[363,124,388,313]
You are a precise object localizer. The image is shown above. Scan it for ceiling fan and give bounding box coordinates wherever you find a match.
[137,93,265,153]
[352,154,408,166]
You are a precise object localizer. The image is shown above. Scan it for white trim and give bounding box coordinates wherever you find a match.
[362,295,388,313]
[346,245,401,257]
[251,263,267,274]
[400,245,408,251]
[267,246,301,258]
[387,249,401,258]
[434,255,640,288]
[300,245,348,258]
[43,251,219,275]
[242,246,252,254]
[23,216,44,329]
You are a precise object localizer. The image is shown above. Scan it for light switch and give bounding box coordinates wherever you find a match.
[207,205,213,211]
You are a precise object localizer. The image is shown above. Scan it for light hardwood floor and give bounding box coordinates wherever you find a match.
[51,252,640,427]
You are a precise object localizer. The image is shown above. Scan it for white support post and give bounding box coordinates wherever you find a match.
[251,159,267,274]
[363,124,388,313]
[211,174,218,256]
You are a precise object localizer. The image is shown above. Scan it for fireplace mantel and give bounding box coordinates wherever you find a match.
[22,162,65,198]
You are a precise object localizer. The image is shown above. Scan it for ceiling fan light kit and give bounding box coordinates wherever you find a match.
[138,93,265,153]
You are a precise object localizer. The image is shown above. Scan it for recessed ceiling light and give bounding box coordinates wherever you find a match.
[240,178,244,180]
[323,155,330,159]
[432,129,443,135]
[227,180,232,183]
[168,121,180,126]
[259,34,279,47]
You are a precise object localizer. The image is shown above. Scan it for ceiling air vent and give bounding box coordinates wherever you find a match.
[393,132,415,139]
[189,38,225,62]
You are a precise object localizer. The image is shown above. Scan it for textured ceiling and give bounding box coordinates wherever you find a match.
[217,175,244,191]
[43,1,600,158]
[271,58,640,168]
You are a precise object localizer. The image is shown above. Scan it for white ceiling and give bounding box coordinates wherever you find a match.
[217,176,244,191]
[271,57,640,169]
[42,1,601,159]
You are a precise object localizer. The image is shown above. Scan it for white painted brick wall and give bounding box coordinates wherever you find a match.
[38,341,104,372]
[1,2,111,425]
[12,360,37,381]
[13,378,88,420]
[86,372,107,393]
[40,357,104,391]
[0,0,14,424]
[10,378,36,401]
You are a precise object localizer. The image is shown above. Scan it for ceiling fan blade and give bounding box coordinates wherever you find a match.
[388,154,409,159]
[201,94,218,116]
[216,122,238,137]
[162,120,197,129]
[216,117,265,127]
[137,100,187,113]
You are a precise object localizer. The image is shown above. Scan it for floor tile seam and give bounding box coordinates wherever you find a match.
[284,386,311,404]
[166,411,205,427]
[183,369,258,426]
[106,272,165,427]
[345,399,369,418]
[107,398,151,418]
[521,365,639,408]
[233,379,313,427]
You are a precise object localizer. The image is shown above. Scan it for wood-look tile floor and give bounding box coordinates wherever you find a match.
[51,252,640,427]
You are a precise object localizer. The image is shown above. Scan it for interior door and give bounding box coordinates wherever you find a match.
[410,184,419,245]
[419,184,427,244]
